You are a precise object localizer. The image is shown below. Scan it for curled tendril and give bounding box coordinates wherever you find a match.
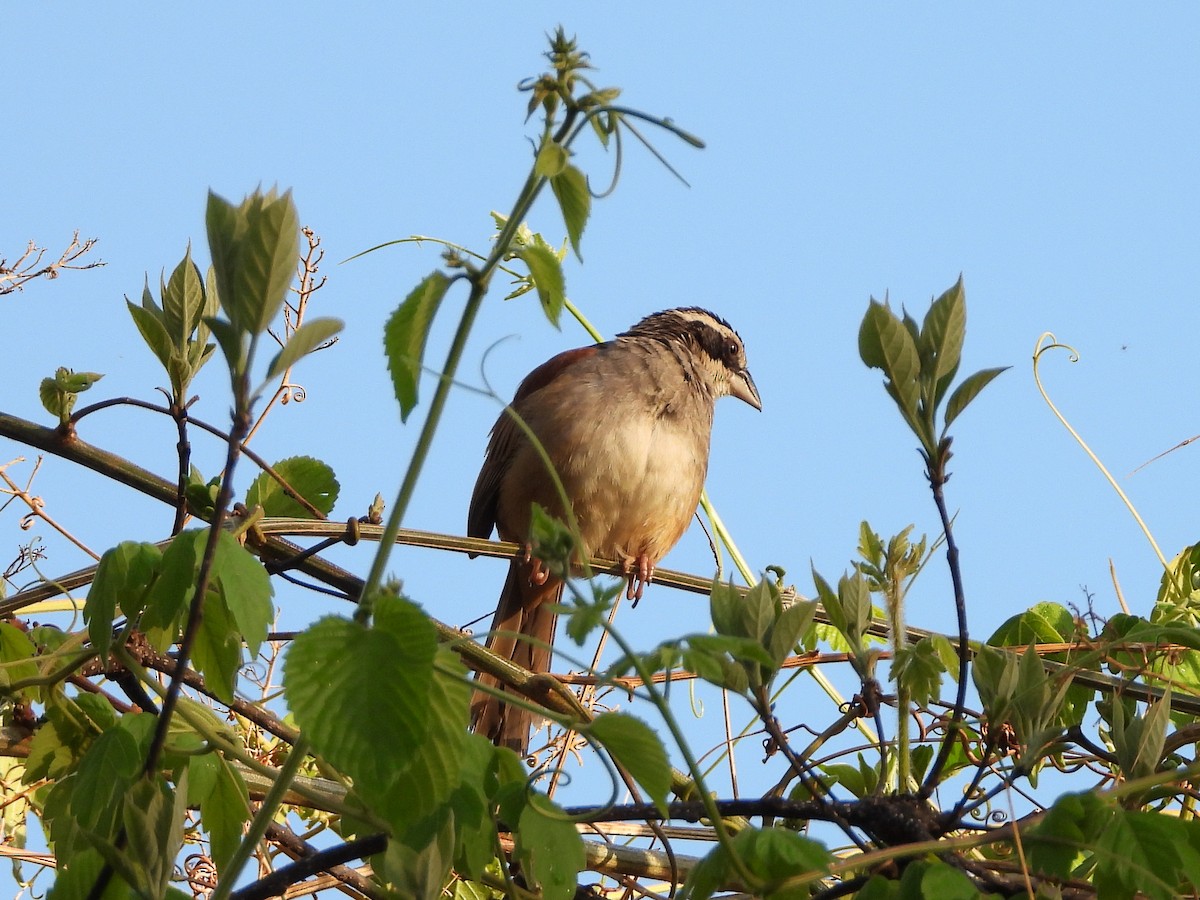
[1032,332,1169,574]
[184,854,218,897]
[279,384,307,405]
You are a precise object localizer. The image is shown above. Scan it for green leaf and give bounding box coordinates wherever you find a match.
[709,578,742,638]
[211,530,273,657]
[589,713,672,817]
[374,648,471,837]
[767,599,818,669]
[141,530,202,651]
[919,276,966,405]
[516,239,566,328]
[285,599,436,795]
[989,601,1073,646]
[943,366,1008,431]
[911,860,979,899]
[203,315,247,376]
[191,589,241,703]
[162,247,206,346]
[534,139,569,178]
[126,297,173,372]
[891,637,947,706]
[245,455,340,518]
[516,793,585,900]
[380,811,456,900]
[264,316,344,383]
[742,579,777,643]
[24,697,94,783]
[85,541,162,661]
[0,623,38,696]
[205,187,300,334]
[70,716,153,837]
[858,300,920,422]
[550,164,590,260]
[122,774,185,898]
[384,271,451,422]
[38,367,103,424]
[1095,807,1198,900]
[188,753,250,872]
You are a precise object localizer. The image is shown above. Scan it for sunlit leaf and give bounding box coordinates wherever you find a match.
[384,271,451,422]
[943,366,1008,431]
[264,316,343,383]
[245,455,340,518]
[590,713,671,817]
[550,164,589,260]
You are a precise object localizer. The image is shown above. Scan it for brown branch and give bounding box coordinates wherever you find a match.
[0,232,104,296]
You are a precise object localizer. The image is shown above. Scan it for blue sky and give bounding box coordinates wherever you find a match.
[4,1,1200,868]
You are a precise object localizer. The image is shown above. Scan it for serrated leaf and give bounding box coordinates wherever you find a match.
[191,589,241,703]
[206,188,300,334]
[188,753,250,872]
[285,603,436,795]
[85,541,162,661]
[516,794,585,900]
[943,366,1008,431]
[550,164,589,261]
[384,271,451,422]
[264,316,344,383]
[0,622,39,695]
[70,722,145,835]
[516,241,565,328]
[141,530,202,651]
[122,774,184,898]
[590,713,671,817]
[245,455,340,518]
[211,530,273,658]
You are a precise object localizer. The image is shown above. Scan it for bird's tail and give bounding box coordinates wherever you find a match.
[470,562,562,757]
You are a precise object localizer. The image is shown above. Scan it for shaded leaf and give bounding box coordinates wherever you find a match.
[85,541,162,661]
[516,793,585,900]
[590,713,671,817]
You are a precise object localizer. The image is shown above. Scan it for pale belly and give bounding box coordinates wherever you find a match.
[558,416,707,564]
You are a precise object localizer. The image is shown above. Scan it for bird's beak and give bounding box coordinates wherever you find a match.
[731,368,762,411]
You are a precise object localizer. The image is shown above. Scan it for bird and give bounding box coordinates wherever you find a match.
[467,307,761,755]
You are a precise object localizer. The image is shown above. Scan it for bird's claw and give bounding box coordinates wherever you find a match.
[624,554,654,606]
[521,544,551,586]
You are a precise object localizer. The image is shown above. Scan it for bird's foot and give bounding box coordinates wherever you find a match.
[623,554,654,605]
[520,544,551,586]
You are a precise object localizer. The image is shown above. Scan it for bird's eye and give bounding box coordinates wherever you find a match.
[725,341,739,360]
